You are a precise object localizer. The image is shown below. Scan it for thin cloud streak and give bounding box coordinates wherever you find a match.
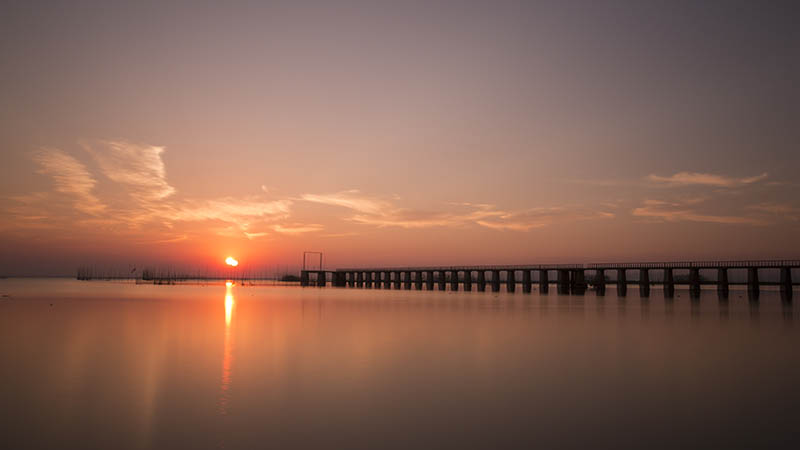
[632,200,765,225]
[647,172,768,188]
[301,191,613,231]
[301,190,389,215]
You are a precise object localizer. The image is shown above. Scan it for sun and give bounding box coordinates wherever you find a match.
[225,256,239,267]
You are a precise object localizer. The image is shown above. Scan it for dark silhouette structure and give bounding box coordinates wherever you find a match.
[301,260,798,299]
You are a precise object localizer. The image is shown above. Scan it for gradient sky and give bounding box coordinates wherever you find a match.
[1,0,798,275]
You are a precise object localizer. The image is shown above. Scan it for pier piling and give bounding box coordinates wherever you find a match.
[522,270,532,293]
[639,269,650,297]
[539,270,549,293]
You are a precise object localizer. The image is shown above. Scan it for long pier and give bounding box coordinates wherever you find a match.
[300,260,799,299]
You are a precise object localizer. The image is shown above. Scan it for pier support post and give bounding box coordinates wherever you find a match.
[491,270,501,292]
[717,268,729,298]
[384,271,392,289]
[507,270,516,293]
[522,270,532,293]
[357,271,364,288]
[301,270,310,287]
[663,268,674,297]
[690,268,701,298]
[425,271,434,290]
[539,270,549,293]
[747,267,760,294]
[477,271,486,292]
[557,270,570,294]
[317,271,326,287]
[780,268,792,295]
[438,271,447,291]
[617,269,627,296]
[393,271,402,289]
[464,270,472,291]
[571,269,586,295]
[365,271,373,288]
[450,271,459,291]
[347,272,355,287]
[639,269,650,297]
[402,272,411,289]
[594,270,605,296]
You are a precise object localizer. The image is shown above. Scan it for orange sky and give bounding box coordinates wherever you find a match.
[1,1,798,275]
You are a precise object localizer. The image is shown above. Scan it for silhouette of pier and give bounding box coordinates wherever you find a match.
[301,260,799,299]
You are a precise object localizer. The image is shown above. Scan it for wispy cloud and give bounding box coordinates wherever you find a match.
[301,190,389,215]
[32,148,105,214]
[476,207,615,231]
[632,200,765,225]
[84,140,176,202]
[647,172,768,188]
[271,223,325,234]
[168,198,292,223]
[10,141,326,241]
[300,191,613,231]
[747,203,800,221]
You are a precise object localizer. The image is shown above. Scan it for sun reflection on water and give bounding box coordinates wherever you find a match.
[219,282,235,415]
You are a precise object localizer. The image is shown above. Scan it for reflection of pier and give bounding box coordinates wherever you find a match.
[301,261,799,299]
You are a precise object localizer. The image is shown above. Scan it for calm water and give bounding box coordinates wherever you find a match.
[1,279,798,449]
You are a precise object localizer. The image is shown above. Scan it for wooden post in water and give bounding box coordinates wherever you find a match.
[689,268,701,298]
[780,268,792,296]
[491,270,501,292]
[571,269,586,295]
[464,270,472,291]
[477,271,486,292]
[595,269,605,296]
[385,271,392,289]
[663,268,674,298]
[639,269,650,297]
[364,271,373,288]
[539,270,549,293]
[717,268,729,299]
[506,270,516,292]
[557,270,570,294]
[747,268,760,294]
[617,269,627,296]
[522,270,532,293]
[450,270,459,291]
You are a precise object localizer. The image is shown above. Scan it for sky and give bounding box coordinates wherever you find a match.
[1,0,798,276]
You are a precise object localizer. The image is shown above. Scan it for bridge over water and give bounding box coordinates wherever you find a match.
[300,260,799,299]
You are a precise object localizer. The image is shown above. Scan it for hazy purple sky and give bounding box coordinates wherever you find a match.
[1,0,798,275]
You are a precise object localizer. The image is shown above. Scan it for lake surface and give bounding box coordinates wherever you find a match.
[1,279,798,449]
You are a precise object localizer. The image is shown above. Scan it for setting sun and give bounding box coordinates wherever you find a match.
[225,257,239,267]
